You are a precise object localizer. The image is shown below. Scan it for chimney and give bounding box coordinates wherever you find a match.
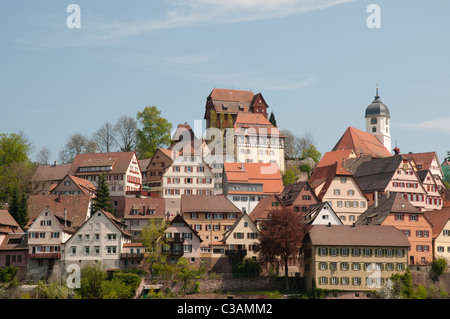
[327,222,331,228]
[386,191,390,199]
[64,208,67,227]
[143,205,146,215]
[351,223,356,229]
[374,191,378,208]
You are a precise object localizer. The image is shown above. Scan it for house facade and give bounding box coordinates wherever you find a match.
[63,210,132,271]
[163,214,202,267]
[68,151,142,197]
[304,202,343,226]
[26,207,76,281]
[223,162,284,214]
[357,192,433,265]
[222,212,260,261]
[303,224,410,297]
[309,162,369,225]
[49,174,96,197]
[424,208,450,263]
[280,181,320,214]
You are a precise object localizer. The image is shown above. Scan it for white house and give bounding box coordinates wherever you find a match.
[62,210,132,271]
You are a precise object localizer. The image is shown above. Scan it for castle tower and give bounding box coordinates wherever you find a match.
[365,87,391,153]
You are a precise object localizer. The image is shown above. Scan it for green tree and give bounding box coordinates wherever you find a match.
[0,132,32,167]
[78,264,107,299]
[269,111,277,127]
[302,144,322,163]
[8,187,29,229]
[390,268,415,299]
[175,257,204,295]
[209,110,217,129]
[227,114,234,128]
[136,106,172,159]
[91,173,114,214]
[102,272,142,299]
[219,112,225,130]
[282,168,298,186]
[139,218,169,276]
[431,256,447,278]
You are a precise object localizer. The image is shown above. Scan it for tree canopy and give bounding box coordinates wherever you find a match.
[257,208,310,290]
[91,173,114,214]
[136,106,172,159]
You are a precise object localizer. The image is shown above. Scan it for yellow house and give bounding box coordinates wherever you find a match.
[303,224,410,297]
[222,213,259,260]
[424,207,450,263]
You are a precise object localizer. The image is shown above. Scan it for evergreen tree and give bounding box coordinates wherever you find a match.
[8,187,28,229]
[91,173,114,214]
[269,111,277,127]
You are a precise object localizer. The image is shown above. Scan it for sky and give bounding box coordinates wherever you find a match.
[1,0,450,164]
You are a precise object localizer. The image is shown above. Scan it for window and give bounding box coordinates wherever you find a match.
[107,246,117,254]
[348,190,354,196]
[334,189,341,196]
[85,246,90,254]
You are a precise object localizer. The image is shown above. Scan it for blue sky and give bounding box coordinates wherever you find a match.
[1,0,450,163]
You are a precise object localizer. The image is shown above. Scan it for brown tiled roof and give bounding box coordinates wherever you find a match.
[209,88,255,103]
[31,163,71,182]
[27,195,91,229]
[356,192,421,225]
[308,162,354,200]
[100,210,132,238]
[69,151,137,176]
[0,233,28,250]
[308,224,410,247]
[233,113,285,137]
[0,210,21,230]
[249,194,286,222]
[424,208,450,238]
[401,152,442,173]
[332,126,392,158]
[280,181,318,206]
[123,197,166,219]
[180,195,241,213]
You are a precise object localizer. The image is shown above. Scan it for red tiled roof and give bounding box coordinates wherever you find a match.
[208,88,255,103]
[233,113,284,137]
[317,149,357,168]
[332,126,392,158]
[224,162,284,194]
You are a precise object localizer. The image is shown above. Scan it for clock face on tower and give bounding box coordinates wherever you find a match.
[370,117,377,124]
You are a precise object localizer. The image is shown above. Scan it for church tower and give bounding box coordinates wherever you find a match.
[365,87,391,153]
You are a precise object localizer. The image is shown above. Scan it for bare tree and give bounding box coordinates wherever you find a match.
[59,133,98,163]
[114,115,137,152]
[281,129,316,159]
[36,146,52,164]
[92,122,117,153]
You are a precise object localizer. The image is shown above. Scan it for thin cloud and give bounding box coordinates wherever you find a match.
[24,0,356,47]
[398,117,450,133]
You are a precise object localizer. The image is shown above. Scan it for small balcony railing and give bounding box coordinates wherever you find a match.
[29,252,61,259]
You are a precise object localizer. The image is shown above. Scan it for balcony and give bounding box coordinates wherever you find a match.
[120,253,145,259]
[225,249,247,257]
[29,253,61,259]
[162,249,184,256]
[165,237,185,244]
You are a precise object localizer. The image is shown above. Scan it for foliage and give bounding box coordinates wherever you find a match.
[139,218,169,276]
[78,263,107,299]
[37,280,70,299]
[59,133,98,163]
[282,168,298,186]
[0,132,32,167]
[8,186,29,229]
[302,144,322,163]
[390,268,415,299]
[92,121,117,153]
[209,110,217,128]
[91,173,114,214]
[232,258,261,277]
[0,161,37,204]
[175,258,204,295]
[114,115,138,152]
[257,208,310,290]
[269,111,277,127]
[431,256,447,277]
[227,114,234,128]
[0,267,17,283]
[136,105,172,159]
[102,272,142,299]
[219,112,225,130]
